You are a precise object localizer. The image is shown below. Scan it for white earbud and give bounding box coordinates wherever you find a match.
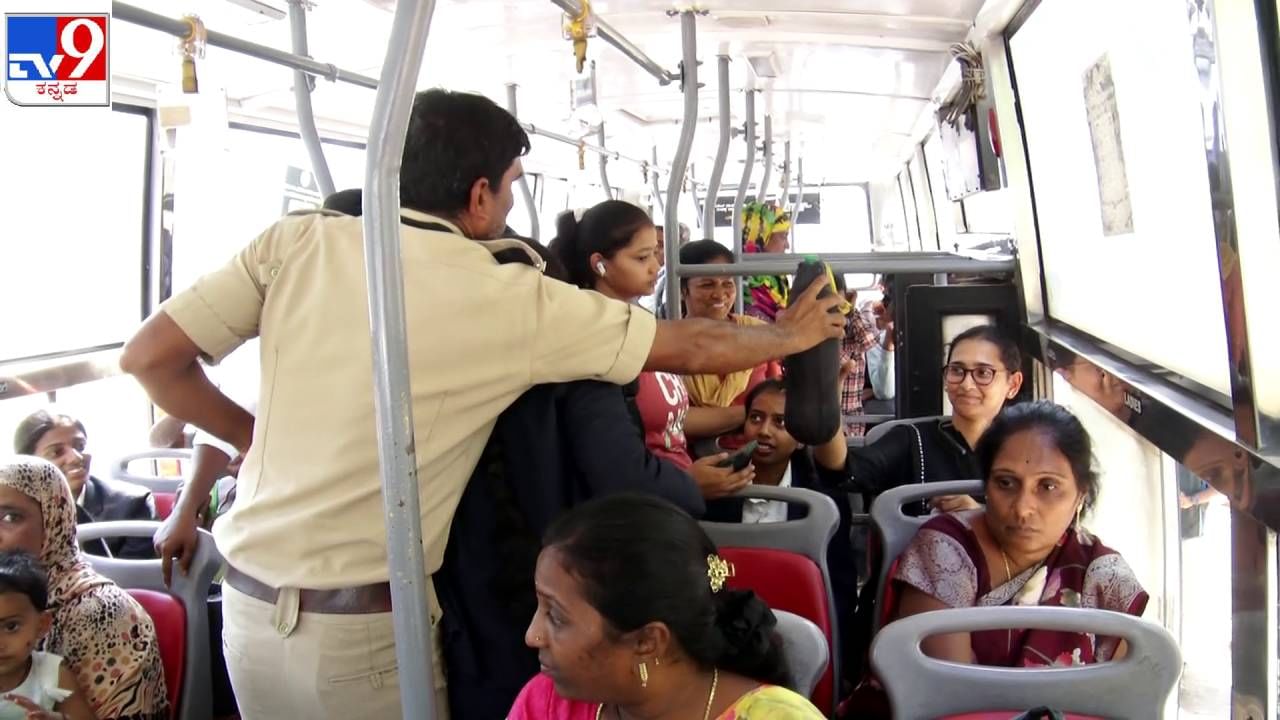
[596,261,607,276]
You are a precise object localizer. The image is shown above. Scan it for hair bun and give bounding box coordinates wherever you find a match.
[713,589,777,662]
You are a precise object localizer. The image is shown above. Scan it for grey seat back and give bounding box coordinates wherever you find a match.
[77,521,223,720]
[772,609,827,697]
[869,479,984,632]
[863,415,949,445]
[871,606,1181,720]
[111,449,192,492]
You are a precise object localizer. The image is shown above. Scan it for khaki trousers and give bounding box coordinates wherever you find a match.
[222,584,449,719]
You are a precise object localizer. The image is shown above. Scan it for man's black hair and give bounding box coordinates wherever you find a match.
[400,89,530,216]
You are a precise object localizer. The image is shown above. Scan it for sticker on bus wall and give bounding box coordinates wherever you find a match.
[4,14,109,107]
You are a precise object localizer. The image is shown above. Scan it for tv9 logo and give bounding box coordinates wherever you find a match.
[5,14,109,106]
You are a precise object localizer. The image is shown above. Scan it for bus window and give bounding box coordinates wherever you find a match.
[171,125,366,292]
[1052,370,1239,718]
[1,106,149,363]
[923,133,964,251]
[790,185,871,256]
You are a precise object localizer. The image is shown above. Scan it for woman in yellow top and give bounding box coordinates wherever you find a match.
[678,240,782,450]
[508,494,825,720]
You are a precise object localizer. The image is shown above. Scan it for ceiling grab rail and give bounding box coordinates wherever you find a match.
[757,114,773,203]
[548,0,679,85]
[359,0,439,716]
[650,147,665,215]
[732,89,757,314]
[505,84,541,242]
[663,10,699,319]
[112,2,379,89]
[703,55,732,240]
[677,254,1016,277]
[287,0,335,198]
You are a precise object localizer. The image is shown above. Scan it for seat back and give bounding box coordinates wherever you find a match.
[78,521,222,720]
[153,492,176,520]
[871,606,1181,720]
[869,479,983,633]
[111,450,192,493]
[128,588,186,715]
[863,415,949,445]
[772,610,828,697]
[701,486,839,715]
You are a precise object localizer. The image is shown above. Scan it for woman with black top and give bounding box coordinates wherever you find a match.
[827,325,1024,512]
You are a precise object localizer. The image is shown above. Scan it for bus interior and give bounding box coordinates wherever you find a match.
[2,0,1278,718]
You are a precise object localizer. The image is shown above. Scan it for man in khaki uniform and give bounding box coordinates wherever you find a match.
[122,89,843,719]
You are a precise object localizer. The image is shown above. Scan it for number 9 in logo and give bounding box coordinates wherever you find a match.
[61,18,104,80]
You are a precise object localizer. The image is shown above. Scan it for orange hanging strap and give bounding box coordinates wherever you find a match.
[178,15,207,94]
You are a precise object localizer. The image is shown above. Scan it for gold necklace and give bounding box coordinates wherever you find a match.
[596,668,719,720]
[1000,549,1013,583]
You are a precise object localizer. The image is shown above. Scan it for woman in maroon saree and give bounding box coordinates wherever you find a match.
[891,401,1148,667]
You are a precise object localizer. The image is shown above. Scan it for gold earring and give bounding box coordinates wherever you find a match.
[638,661,649,689]
[653,658,661,667]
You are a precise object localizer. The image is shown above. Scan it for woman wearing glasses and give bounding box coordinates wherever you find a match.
[828,325,1025,514]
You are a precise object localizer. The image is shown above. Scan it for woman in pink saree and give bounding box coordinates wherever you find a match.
[892,401,1148,667]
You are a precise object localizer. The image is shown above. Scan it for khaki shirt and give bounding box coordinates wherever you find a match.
[163,209,656,590]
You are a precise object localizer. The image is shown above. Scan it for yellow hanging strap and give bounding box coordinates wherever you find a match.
[824,263,853,316]
[578,140,587,171]
[178,15,207,94]
[566,0,592,73]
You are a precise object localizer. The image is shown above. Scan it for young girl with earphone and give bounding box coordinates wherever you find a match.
[549,201,750,497]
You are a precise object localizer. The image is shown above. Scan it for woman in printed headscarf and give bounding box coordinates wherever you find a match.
[741,202,793,322]
[0,456,168,720]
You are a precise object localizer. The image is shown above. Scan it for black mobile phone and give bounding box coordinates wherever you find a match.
[716,440,759,471]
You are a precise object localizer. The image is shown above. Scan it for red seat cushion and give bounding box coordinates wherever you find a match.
[128,589,184,717]
[153,492,176,520]
[719,546,835,712]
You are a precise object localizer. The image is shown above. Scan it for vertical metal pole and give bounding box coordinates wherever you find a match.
[703,55,731,241]
[651,146,665,215]
[664,10,698,320]
[598,124,614,200]
[505,83,541,242]
[780,139,792,209]
[757,114,773,203]
[359,0,438,717]
[688,163,703,228]
[732,90,756,315]
[288,0,335,198]
[794,158,804,244]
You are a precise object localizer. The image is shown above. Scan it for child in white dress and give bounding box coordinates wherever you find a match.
[0,552,93,720]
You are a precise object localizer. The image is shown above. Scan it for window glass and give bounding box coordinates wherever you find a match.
[1051,375,1169,627]
[898,172,921,250]
[924,134,963,250]
[0,106,149,362]
[960,188,1014,235]
[789,186,871,256]
[1010,0,1231,396]
[909,150,938,250]
[171,126,366,292]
